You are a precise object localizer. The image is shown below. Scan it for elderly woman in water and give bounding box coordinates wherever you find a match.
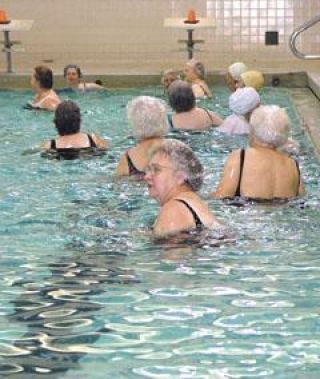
[184,59,212,98]
[115,96,169,177]
[29,65,61,111]
[216,87,260,135]
[225,62,248,92]
[145,139,221,237]
[167,80,222,130]
[212,105,304,199]
[40,100,108,158]
[63,64,105,92]
[161,69,180,93]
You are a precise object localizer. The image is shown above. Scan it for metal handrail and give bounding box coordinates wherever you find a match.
[289,15,320,60]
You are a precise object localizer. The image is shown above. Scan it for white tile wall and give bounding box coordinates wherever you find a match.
[0,0,319,74]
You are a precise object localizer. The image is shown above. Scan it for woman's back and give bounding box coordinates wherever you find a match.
[115,137,163,176]
[239,147,301,199]
[172,107,222,130]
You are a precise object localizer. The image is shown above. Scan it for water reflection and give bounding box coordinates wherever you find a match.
[5,247,140,377]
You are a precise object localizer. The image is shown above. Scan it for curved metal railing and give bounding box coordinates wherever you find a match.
[289,15,320,59]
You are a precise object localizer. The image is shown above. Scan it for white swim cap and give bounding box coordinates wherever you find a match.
[228,62,248,80]
[229,87,260,115]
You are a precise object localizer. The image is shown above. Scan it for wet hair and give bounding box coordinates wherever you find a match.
[34,65,53,89]
[150,139,203,191]
[168,80,196,113]
[250,105,290,148]
[127,96,169,140]
[54,100,81,136]
[63,64,82,79]
[188,59,206,80]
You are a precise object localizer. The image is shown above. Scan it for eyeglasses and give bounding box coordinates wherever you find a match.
[145,163,172,176]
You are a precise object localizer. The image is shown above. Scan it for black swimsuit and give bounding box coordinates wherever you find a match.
[50,133,97,149]
[168,108,216,129]
[45,134,101,160]
[235,149,301,198]
[125,151,145,177]
[175,199,203,229]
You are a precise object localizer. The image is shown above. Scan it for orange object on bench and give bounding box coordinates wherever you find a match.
[0,10,10,24]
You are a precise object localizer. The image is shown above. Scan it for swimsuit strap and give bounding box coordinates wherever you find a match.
[50,139,56,149]
[200,107,216,126]
[235,149,245,197]
[33,92,56,107]
[87,133,97,148]
[125,151,145,176]
[167,114,174,129]
[294,159,301,196]
[196,82,209,97]
[175,199,203,229]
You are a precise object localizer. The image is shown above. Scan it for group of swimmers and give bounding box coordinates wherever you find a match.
[25,59,304,237]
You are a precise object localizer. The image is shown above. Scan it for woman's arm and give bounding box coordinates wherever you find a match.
[211,150,241,198]
[39,140,51,149]
[153,201,195,237]
[209,110,223,126]
[91,133,109,149]
[115,153,130,176]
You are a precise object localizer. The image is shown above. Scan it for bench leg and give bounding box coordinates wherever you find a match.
[187,29,194,59]
[4,30,13,73]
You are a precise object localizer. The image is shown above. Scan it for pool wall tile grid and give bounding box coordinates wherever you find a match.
[0,0,319,74]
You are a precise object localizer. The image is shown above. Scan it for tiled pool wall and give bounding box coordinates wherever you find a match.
[0,0,319,74]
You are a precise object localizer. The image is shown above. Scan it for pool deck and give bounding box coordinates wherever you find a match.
[292,72,320,159]
[0,70,319,158]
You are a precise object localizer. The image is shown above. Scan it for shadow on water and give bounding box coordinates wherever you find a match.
[3,245,140,378]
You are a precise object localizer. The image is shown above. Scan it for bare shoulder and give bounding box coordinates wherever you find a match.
[91,133,108,149]
[115,152,129,176]
[211,149,242,198]
[39,140,51,150]
[226,149,242,164]
[153,200,194,237]
[208,110,223,125]
[86,82,105,90]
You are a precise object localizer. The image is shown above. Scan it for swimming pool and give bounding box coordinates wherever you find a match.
[0,87,319,378]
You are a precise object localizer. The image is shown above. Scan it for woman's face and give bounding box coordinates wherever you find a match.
[225,72,238,92]
[161,74,176,90]
[184,63,197,81]
[65,68,80,85]
[30,71,39,90]
[145,152,182,205]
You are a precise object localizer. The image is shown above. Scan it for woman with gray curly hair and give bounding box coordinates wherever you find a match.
[145,139,220,236]
[115,96,169,177]
[212,105,304,199]
[184,59,212,98]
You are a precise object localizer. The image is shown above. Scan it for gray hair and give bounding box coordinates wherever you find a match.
[161,69,179,81]
[188,59,206,80]
[127,96,169,140]
[250,105,290,147]
[150,139,203,191]
[127,96,169,139]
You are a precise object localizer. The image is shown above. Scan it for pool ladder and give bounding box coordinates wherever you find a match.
[289,14,320,59]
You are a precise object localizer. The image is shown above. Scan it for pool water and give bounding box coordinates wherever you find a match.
[0,87,319,378]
